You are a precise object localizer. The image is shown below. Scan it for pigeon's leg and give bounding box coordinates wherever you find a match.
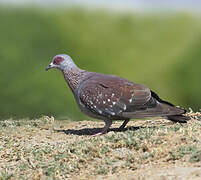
[119,119,130,130]
[92,120,112,136]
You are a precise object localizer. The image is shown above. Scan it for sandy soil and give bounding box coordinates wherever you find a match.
[0,112,200,179]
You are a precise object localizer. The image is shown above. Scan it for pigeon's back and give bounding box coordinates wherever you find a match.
[75,72,187,120]
[75,73,150,119]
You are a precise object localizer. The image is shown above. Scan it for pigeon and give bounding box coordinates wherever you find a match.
[46,54,190,136]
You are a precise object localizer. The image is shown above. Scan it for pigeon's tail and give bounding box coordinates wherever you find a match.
[151,90,190,123]
[167,114,190,123]
[122,102,188,119]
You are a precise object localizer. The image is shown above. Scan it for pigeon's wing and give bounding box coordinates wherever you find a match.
[76,73,155,119]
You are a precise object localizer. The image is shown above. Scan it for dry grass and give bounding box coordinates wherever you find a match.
[0,112,201,180]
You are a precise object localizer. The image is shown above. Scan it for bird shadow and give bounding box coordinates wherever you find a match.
[53,126,146,136]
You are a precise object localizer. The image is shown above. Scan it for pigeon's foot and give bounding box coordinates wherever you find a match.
[91,131,107,137]
[119,119,130,130]
[92,120,112,136]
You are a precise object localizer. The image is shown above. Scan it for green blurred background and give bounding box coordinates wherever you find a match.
[0,6,201,120]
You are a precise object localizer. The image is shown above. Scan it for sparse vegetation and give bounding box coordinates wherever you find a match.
[0,112,200,179]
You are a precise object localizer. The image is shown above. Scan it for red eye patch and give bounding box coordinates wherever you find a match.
[53,56,64,65]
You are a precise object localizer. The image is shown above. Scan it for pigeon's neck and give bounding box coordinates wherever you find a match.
[62,65,87,93]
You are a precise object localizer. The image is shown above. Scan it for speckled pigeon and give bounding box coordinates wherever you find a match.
[46,54,190,136]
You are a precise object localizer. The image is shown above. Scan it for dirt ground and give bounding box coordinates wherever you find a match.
[0,111,201,180]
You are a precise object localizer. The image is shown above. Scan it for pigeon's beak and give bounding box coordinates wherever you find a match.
[46,63,54,71]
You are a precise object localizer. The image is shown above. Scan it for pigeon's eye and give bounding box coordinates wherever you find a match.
[53,56,64,65]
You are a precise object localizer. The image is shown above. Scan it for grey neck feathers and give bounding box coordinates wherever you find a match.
[61,61,86,92]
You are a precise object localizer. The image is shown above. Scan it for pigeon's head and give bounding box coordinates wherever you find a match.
[46,54,76,71]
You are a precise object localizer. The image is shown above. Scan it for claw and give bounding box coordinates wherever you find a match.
[91,120,112,136]
[92,131,106,136]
